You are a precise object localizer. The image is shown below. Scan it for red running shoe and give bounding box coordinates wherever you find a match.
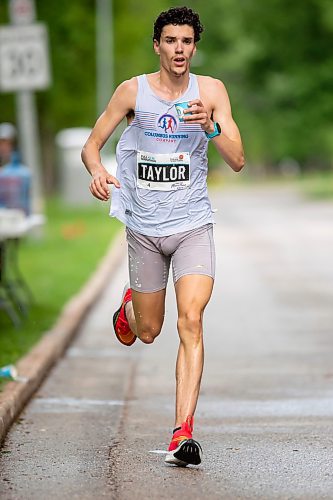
[113,284,136,346]
[165,416,202,466]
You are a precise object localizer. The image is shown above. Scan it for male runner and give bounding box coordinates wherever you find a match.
[81,6,244,467]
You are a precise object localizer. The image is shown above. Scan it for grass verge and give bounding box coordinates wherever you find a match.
[0,198,121,376]
[297,171,333,199]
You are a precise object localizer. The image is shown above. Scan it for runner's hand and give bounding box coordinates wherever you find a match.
[183,99,215,134]
[89,166,120,201]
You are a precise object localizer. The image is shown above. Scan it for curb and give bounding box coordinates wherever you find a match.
[0,230,126,445]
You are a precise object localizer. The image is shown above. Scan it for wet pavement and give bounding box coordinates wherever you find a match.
[1,185,333,499]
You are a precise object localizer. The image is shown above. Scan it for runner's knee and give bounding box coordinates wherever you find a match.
[138,321,163,344]
[177,312,203,343]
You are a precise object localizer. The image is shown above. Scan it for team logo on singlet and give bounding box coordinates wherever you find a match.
[157,114,178,134]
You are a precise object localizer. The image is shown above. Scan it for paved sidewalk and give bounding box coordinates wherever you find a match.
[1,185,333,499]
[0,232,126,445]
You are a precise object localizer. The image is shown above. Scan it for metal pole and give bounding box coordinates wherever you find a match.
[96,0,114,117]
[9,0,44,214]
[15,91,44,213]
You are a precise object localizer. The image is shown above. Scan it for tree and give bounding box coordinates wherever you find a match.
[1,0,332,181]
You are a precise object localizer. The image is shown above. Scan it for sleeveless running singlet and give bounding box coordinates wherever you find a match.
[110,73,214,236]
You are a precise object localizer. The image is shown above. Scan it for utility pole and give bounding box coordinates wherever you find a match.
[96,0,114,149]
[96,0,113,115]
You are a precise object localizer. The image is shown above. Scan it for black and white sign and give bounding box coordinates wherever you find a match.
[0,23,50,92]
[137,151,190,191]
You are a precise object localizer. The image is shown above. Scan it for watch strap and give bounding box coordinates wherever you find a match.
[205,122,221,139]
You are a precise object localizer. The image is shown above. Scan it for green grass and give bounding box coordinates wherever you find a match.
[297,171,333,199]
[0,199,121,374]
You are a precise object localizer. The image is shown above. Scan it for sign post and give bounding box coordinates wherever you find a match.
[0,0,51,215]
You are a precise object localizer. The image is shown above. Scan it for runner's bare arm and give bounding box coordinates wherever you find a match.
[81,78,137,201]
[185,77,245,172]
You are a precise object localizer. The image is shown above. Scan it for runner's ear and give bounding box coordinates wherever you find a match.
[153,39,160,55]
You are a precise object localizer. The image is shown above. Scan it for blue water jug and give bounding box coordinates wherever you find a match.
[0,151,32,215]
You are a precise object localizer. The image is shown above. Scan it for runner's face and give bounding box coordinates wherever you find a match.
[154,24,196,76]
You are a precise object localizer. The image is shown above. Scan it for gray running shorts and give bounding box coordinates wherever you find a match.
[126,223,215,293]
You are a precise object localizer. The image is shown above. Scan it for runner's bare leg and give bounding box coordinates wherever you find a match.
[174,274,214,427]
[125,289,166,344]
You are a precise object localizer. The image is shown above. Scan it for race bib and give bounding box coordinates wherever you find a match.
[137,151,190,191]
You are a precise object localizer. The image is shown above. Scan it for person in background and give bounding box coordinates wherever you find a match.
[0,122,16,168]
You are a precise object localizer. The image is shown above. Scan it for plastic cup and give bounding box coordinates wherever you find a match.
[0,364,17,379]
[0,364,28,382]
[175,101,191,122]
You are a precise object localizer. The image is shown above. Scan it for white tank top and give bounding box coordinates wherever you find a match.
[110,73,214,236]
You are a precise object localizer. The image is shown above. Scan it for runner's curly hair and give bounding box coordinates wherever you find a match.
[153,6,204,43]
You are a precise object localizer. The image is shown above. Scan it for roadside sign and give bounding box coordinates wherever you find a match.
[0,23,51,92]
[9,0,36,25]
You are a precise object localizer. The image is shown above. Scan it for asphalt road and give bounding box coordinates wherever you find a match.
[1,185,333,499]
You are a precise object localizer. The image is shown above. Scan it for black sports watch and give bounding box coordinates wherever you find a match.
[205,122,221,140]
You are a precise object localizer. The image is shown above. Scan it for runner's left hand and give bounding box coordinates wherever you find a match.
[183,99,215,134]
